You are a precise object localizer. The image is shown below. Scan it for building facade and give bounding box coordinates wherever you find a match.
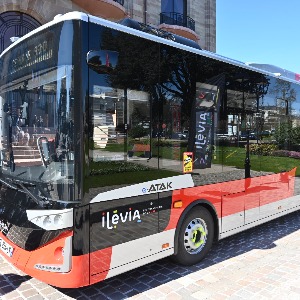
[0,0,216,53]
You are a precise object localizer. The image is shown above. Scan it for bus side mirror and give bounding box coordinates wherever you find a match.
[86,50,118,74]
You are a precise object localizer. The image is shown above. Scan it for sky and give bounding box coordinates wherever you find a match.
[216,0,300,74]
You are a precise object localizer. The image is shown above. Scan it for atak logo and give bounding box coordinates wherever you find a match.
[142,182,172,194]
[102,208,141,229]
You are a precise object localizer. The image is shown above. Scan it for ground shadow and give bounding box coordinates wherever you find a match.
[57,210,300,299]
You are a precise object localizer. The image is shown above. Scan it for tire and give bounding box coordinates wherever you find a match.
[172,206,214,266]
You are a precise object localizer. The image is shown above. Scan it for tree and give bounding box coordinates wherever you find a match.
[274,121,300,149]
[128,125,148,140]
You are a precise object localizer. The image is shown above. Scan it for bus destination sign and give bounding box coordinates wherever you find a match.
[10,34,54,74]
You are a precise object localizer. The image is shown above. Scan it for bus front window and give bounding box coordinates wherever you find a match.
[0,23,76,206]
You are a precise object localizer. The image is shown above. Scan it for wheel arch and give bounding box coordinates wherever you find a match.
[173,199,219,256]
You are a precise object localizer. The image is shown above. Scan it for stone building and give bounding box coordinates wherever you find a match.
[0,0,215,52]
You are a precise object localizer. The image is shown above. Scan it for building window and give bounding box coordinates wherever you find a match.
[161,0,187,15]
[0,11,41,52]
[160,0,195,31]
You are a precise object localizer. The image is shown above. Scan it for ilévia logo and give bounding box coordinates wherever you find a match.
[142,182,172,194]
[102,208,141,230]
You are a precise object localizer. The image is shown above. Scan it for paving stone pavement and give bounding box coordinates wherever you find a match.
[2,210,300,299]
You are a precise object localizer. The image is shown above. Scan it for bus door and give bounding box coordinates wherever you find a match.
[258,93,292,219]
[221,81,261,232]
[87,50,161,280]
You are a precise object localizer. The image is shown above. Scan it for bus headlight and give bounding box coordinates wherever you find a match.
[43,216,52,227]
[26,208,73,230]
[54,215,63,226]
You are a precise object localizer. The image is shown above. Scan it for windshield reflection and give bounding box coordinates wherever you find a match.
[0,65,75,205]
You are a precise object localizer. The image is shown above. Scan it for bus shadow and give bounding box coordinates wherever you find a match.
[0,273,31,296]
[60,210,300,299]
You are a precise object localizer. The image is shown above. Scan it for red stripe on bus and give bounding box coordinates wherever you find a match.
[164,183,222,231]
[164,168,296,230]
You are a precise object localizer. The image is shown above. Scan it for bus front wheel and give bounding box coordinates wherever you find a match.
[173,207,214,266]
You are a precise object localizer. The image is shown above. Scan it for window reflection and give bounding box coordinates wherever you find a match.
[86,23,300,196]
[0,65,75,192]
[90,87,151,161]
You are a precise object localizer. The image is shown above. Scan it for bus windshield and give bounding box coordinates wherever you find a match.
[0,21,76,206]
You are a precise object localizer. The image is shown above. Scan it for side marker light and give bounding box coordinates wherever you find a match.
[162,243,169,249]
[173,201,183,208]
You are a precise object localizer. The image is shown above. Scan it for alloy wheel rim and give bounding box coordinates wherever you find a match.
[183,217,208,254]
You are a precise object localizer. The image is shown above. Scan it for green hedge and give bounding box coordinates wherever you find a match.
[90,161,151,176]
[249,144,278,156]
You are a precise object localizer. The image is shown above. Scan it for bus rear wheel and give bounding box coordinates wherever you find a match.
[173,207,214,266]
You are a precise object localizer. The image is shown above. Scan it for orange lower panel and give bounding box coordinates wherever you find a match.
[24,255,90,288]
[0,231,90,288]
[90,247,112,285]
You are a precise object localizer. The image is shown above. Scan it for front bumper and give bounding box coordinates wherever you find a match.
[0,230,89,288]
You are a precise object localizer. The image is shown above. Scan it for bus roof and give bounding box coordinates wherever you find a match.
[245,62,300,82]
[2,11,300,85]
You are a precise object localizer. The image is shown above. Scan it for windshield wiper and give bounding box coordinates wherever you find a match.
[0,177,45,207]
[18,183,43,206]
[0,178,18,191]
[0,177,81,207]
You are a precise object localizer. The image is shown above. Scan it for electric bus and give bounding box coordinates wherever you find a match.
[0,11,299,288]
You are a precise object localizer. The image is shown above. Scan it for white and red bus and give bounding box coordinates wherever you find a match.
[0,12,299,288]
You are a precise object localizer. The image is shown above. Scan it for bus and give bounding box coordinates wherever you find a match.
[0,11,299,288]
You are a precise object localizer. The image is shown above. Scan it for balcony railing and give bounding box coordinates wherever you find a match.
[160,12,195,32]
